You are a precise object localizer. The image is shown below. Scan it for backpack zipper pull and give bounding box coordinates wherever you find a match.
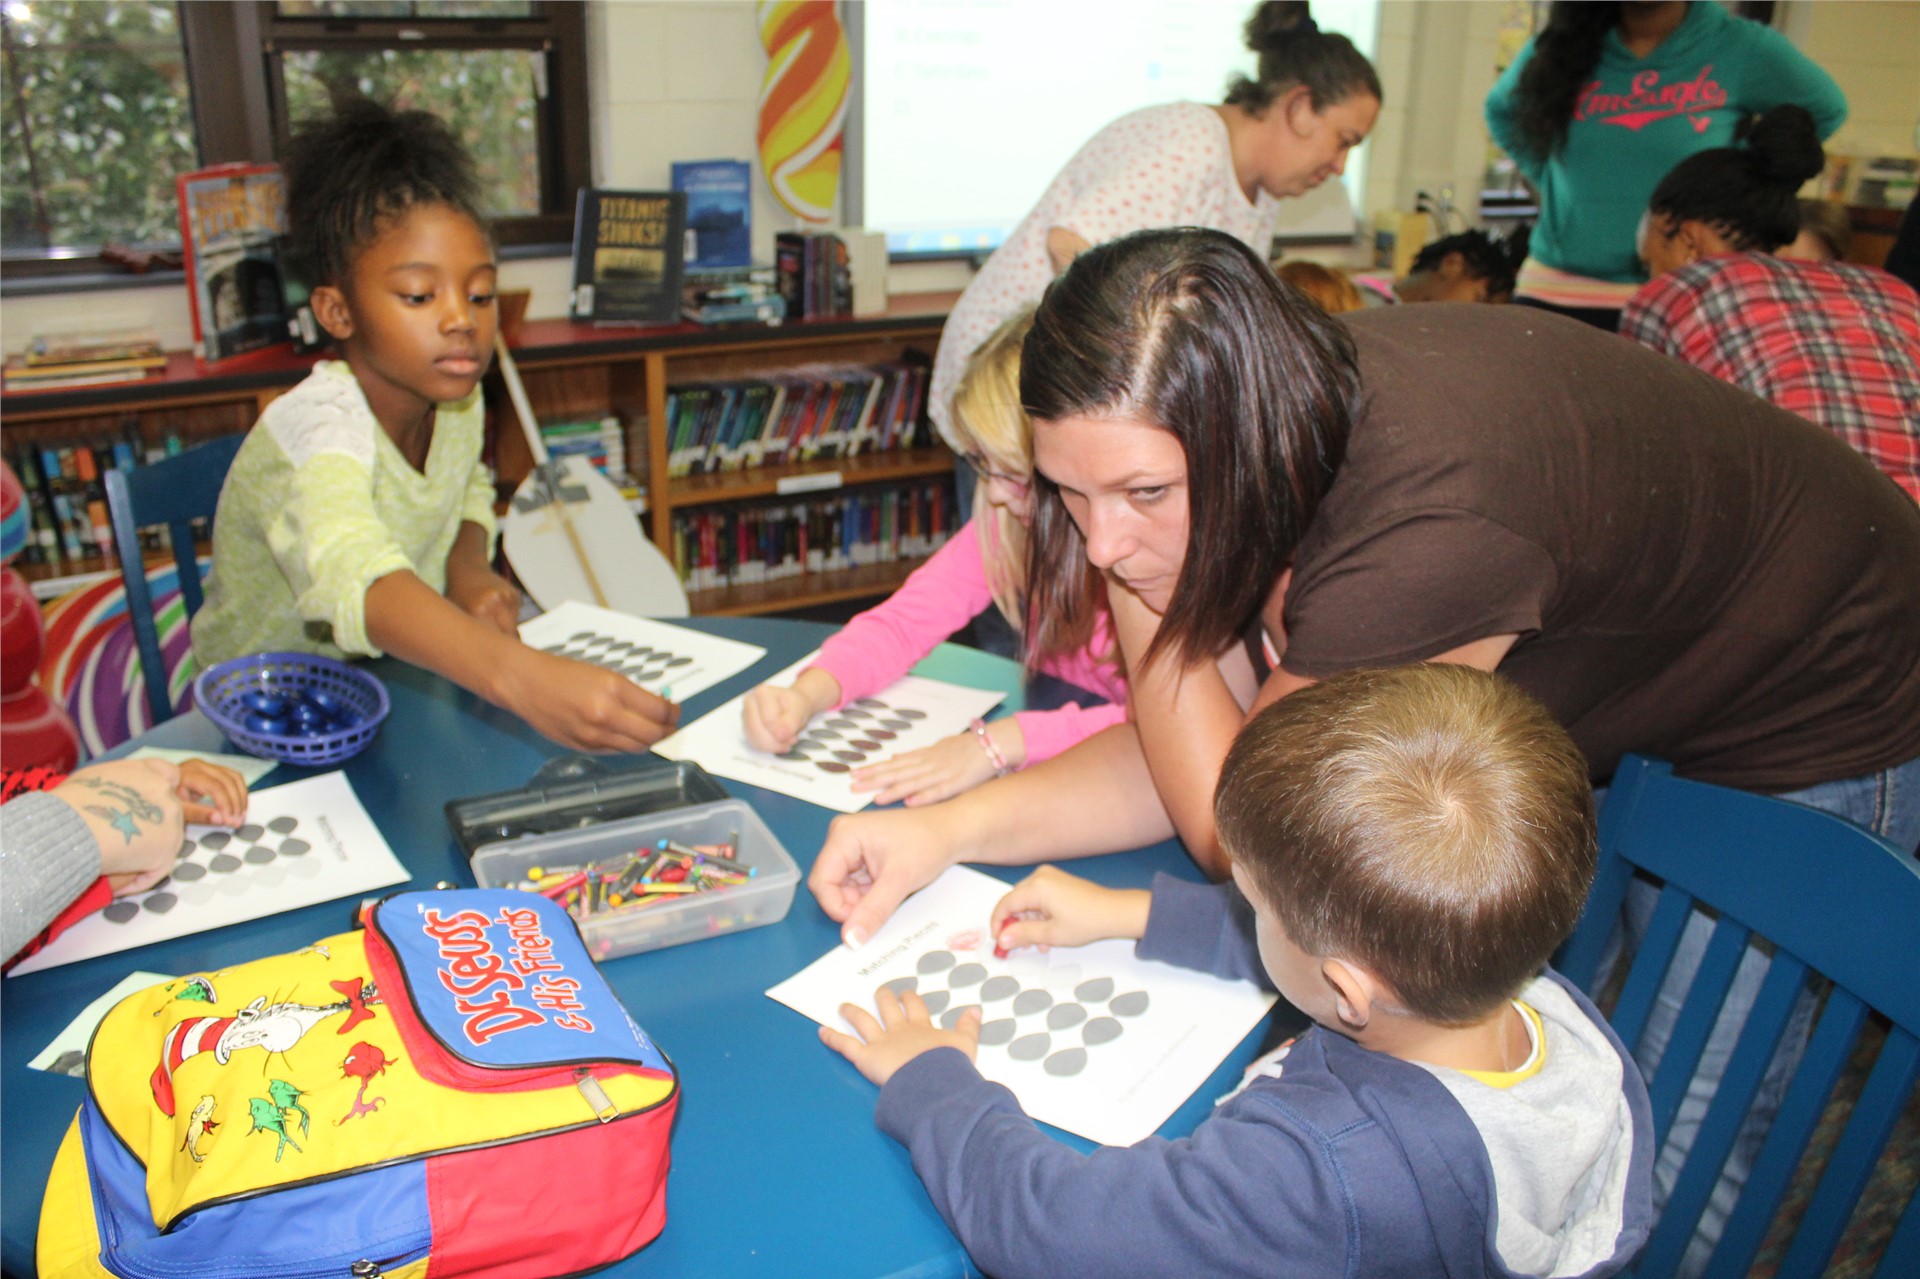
[350,1263,382,1278]
[576,1068,619,1123]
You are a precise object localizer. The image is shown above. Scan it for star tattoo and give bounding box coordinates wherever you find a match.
[84,804,144,844]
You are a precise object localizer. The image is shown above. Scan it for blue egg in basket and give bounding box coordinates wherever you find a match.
[194,652,390,766]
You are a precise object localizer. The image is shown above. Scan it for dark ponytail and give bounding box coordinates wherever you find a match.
[1508,1,1621,160]
[1225,1,1381,113]
[1648,105,1825,252]
[285,95,485,288]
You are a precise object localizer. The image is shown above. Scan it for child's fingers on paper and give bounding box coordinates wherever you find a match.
[952,1006,983,1053]
[994,914,1055,955]
[108,865,170,895]
[992,873,1052,926]
[848,751,925,789]
[741,688,796,753]
[895,987,935,1026]
[818,1023,859,1058]
[838,1000,885,1042]
[178,762,248,822]
[899,775,968,807]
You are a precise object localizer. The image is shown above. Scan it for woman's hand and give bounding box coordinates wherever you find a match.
[51,759,187,894]
[808,807,964,947]
[820,985,980,1088]
[989,865,1151,956]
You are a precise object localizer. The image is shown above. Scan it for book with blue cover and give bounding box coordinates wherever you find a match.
[672,159,753,271]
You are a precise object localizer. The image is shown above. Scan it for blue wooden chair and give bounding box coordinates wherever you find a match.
[1559,755,1920,1278]
[104,432,246,723]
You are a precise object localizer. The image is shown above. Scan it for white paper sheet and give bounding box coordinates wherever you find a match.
[28,970,173,1074]
[651,654,1006,813]
[8,772,408,975]
[518,600,766,703]
[768,866,1278,1146]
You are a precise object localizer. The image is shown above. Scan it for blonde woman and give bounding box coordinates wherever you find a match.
[742,310,1125,805]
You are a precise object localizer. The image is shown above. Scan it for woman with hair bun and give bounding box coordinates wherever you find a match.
[927,1,1380,461]
[1485,1,1845,329]
[1624,105,1920,503]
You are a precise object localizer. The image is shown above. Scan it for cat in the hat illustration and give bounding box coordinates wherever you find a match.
[149,977,379,1117]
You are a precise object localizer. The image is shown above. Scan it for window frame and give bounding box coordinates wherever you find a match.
[2,0,588,282]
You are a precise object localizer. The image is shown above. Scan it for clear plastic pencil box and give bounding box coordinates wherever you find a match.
[467,798,801,960]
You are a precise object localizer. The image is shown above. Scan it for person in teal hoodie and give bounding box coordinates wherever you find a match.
[1485,1,1844,328]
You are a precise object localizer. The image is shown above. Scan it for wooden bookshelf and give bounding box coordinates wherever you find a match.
[687,556,934,618]
[665,448,955,508]
[3,292,961,613]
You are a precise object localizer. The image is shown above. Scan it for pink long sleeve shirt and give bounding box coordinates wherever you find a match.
[808,520,1127,765]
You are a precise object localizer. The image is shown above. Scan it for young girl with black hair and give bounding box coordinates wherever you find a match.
[193,99,677,752]
[1484,1,1845,327]
[1623,105,1920,503]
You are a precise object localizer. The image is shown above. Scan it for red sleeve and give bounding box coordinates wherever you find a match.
[1,766,69,803]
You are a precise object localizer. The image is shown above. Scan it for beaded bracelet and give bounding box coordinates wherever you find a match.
[967,717,1013,778]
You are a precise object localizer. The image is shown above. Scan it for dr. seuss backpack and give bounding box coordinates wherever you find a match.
[39,889,679,1279]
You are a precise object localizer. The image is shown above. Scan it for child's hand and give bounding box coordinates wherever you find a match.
[741,667,841,754]
[175,759,247,826]
[447,565,523,638]
[501,647,680,753]
[851,732,999,806]
[820,985,980,1087]
[742,683,815,753]
[991,865,1152,957]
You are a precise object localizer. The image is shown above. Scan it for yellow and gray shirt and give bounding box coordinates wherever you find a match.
[191,361,496,667]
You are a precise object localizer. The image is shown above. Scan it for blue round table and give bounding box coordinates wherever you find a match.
[0,617,1289,1278]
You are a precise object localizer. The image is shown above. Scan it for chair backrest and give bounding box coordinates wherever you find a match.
[1559,755,1920,1279]
[103,432,247,723]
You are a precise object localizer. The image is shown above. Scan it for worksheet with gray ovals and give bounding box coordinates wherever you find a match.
[766,866,1277,1146]
[517,599,767,703]
[652,651,1006,814]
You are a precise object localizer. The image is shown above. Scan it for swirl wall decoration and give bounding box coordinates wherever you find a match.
[757,1,849,223]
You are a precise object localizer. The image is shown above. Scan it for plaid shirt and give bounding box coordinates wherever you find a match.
[1621,254,1920,504]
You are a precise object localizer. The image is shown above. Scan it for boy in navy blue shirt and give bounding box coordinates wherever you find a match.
[824,664,1653,1278]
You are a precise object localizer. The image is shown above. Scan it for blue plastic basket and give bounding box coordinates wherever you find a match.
[194,651,390,766]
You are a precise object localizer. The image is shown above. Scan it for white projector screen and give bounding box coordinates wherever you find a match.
[848,0,1380,257]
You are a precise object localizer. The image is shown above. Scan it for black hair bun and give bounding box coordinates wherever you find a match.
[1503,222,1533,266]
[1245,1,1317,52]
[1743,104,1825,188]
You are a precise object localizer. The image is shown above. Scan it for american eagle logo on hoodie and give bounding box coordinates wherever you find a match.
[1576,66,1727,132]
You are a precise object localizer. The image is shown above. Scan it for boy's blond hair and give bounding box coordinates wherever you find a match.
[1216,664,1596,1025]
[950,307,1037,630]
[1277,260,1364,315]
